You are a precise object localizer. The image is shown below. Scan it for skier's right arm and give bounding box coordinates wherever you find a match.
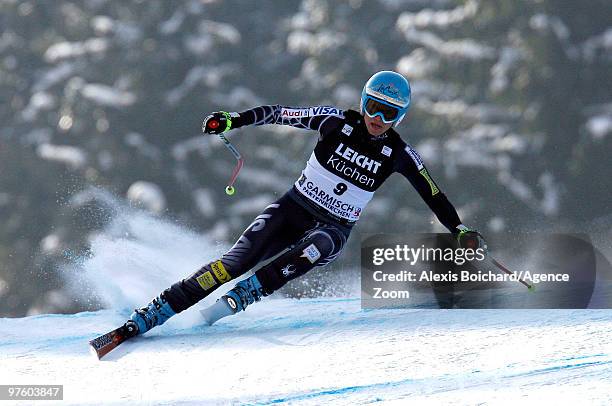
[202,105,344,135]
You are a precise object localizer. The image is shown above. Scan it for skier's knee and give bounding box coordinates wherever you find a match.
[255,226,347,293]
[304,226,347,266]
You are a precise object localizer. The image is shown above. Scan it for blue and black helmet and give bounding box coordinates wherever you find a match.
[360,71,411,127]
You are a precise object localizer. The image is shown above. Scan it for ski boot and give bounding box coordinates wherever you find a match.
[200,274,267,325]
[129,293,177,335]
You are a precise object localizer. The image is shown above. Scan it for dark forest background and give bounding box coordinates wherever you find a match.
[1,0,610,316]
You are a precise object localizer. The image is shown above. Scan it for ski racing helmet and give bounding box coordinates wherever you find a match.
[360,71,411,127]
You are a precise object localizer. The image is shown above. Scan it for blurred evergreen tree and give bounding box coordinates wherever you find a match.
[0,0,609,315]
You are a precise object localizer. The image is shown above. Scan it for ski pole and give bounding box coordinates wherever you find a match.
[206,119,244,196]
[489,256,534,291]
[458,232,534,291]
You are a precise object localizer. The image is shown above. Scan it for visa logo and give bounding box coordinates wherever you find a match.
[310,106,342,116]
[281,106,343,118]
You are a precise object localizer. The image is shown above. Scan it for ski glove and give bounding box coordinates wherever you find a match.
[202,111,235,134]
[455,224,488,252]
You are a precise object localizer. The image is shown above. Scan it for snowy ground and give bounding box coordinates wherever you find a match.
[2,298,612,405]
[3,197,611,405]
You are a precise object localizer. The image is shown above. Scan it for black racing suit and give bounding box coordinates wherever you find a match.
[163,105,463,313]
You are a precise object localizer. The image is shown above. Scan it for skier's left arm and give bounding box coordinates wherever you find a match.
[394,143,470,236]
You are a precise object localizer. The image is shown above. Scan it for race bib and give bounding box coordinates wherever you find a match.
[294,152,374,222]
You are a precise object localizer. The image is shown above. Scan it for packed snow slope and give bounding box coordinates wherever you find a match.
[1,299,612,405]
[3,196,612,405]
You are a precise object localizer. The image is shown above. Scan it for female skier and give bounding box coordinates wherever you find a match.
[124,70,481,336]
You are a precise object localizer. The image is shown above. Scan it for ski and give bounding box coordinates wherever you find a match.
[200,295,238,326]
[88,322,137,360]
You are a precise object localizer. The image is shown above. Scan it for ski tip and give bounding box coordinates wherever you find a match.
[199,308,216,326]
[200,298,236,326]
[528,284,536,292]
[88,342,102,360]
[88,325,133,360]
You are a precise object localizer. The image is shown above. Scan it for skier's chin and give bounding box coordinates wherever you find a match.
[367,122,386,136]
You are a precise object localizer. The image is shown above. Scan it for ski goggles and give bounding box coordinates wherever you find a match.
[363,97,403,123]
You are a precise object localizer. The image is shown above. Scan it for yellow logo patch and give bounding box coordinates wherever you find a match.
[419,168,440,196]
[196,271,217,291]
[211,260,231,283]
